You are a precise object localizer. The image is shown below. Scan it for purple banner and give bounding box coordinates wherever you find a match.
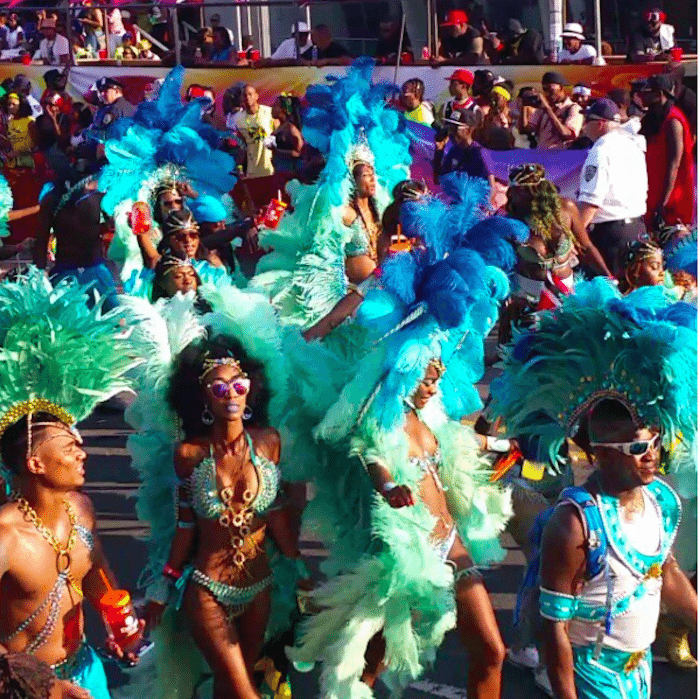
[407,121,589,199]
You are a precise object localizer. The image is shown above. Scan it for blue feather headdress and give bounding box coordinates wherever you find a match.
[97,66,237,217]
[490,277,697,481]
[317,176,523,441]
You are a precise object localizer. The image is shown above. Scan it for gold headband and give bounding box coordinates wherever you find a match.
[0,399,74,438]
[198,357,245,382]
[428,357,447,377]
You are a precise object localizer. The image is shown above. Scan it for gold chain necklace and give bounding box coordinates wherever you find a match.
[214,442,262,575]
[13,493,83,598]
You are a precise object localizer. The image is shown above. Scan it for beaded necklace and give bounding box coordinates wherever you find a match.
[13,493,83,598]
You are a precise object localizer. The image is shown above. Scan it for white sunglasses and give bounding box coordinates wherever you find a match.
[590,433,660,456]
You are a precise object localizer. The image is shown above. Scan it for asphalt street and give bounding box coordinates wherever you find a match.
[79,391,696,699]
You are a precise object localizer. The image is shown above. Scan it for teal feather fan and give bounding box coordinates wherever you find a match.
[490,277,697,481]
[252,59,411,329]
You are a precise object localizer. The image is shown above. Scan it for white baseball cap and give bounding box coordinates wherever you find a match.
[291,22,309,34]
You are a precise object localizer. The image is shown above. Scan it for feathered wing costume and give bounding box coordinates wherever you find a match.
[287,182,517,699]
[97,66,238,283]
[124,284,312,699]
[250,59,411,331]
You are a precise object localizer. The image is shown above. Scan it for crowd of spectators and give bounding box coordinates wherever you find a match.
[0,5,689,67]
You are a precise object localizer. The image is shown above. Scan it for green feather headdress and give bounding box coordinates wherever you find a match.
[0,268,142,473]
[490,278,697,479]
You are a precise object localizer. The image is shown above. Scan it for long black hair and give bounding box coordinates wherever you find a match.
[168,334,270,440]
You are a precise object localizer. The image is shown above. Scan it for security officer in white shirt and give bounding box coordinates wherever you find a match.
[578,98,648,276]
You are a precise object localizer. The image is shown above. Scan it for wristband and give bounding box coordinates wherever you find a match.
[162,564,182,581]
[486,436,511,453]
[381,481,398,495]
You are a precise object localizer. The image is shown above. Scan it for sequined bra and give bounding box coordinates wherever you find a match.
[187,432,280,521]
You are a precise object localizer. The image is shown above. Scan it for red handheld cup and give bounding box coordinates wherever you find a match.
[400,51,413,65]
[21,53,31,65]
[129,201,151,235]
[251,49,260,61]
[237,50,247,61]
[670,46,683,62]
[98,49,107,59]
[255,198,287,229]
[99,590,142,651]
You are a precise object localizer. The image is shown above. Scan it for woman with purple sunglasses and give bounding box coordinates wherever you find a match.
[144,336,305,699]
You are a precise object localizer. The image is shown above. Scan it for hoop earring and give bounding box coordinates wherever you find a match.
[201,406,215,425]
[243,406,253,421]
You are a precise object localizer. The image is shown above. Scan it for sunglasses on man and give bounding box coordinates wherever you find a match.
[589,433,660,457]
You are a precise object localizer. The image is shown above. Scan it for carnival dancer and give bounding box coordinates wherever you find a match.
[303,178,429,341]
[0,268,146,698]
[499,164,588,344]
[619,235,697,304]
[251,59,411,334]
[490,278,698,699]
[288,180,516,698]
[97,66,238,285]
[123,210,235,304]
[123,282,311,699]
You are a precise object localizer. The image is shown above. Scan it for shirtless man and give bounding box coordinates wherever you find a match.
[33,179,117,310]
[0,415,144,698]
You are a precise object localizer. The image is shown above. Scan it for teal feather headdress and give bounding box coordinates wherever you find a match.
[0,267,143,478]
[490,277,697,478]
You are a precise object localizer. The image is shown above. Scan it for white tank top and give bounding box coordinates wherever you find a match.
[568,488,663,652]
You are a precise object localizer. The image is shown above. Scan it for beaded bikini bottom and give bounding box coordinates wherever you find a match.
[178,566,272,621]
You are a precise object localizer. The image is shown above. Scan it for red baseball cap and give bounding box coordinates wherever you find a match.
[441,10,468,27]
[446,69,474,85]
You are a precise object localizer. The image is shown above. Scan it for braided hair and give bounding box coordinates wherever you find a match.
[506,164,571,244]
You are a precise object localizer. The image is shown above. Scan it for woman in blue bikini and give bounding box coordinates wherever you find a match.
[152,337,300,699]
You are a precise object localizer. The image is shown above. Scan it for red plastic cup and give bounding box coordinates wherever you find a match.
[400,51,413,65]
[98,49,107,59]
[251,49,260,61]
[237,50,247,61]
[129,201,151,235]
[99,590,142,651]
[670,46,683,62]
[21,53,31,65]
[255,198,287,229]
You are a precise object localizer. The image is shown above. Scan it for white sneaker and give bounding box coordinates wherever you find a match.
[507,646,540,670]
[534,665,554,698]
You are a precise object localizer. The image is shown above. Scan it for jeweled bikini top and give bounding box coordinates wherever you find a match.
[187,431,280,520]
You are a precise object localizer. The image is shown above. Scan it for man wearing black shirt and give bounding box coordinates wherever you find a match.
[301,24,351,63]
[433,108,494,199]
[436,9,487,65]
[375,15,411,62]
